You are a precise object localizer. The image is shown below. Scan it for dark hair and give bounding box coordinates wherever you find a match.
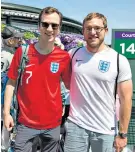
[38,7,63,26]
[83,12,107,28]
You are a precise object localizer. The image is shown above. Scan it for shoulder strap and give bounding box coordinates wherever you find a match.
[70,47,82,72]
[14,44,29,93]
[114,53,119,101]
[13,44,29,110]
[114,53,120,135]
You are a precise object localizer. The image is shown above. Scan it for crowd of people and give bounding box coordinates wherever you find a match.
[1,6,133,152]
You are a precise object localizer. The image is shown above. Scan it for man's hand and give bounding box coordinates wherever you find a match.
[113,136,127,152]
[4,114,14,131]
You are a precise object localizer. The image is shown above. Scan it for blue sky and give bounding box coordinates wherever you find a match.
[2,0,135,44]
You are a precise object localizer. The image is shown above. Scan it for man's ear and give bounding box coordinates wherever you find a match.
[57,26,61,35]
[82,28,84,35]
[38,23,41,33]
[105,27,108,34]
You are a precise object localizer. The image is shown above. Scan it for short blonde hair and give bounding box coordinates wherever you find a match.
[83,12,107,28]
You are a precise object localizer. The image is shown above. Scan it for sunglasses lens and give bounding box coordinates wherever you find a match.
[52,24,59,29]
[42,22,49,28]
[41,22,59,29]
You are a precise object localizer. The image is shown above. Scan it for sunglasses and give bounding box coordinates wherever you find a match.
[41,22,59,30]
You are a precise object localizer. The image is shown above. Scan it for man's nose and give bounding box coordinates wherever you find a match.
[91,28,96,35]
[46,24,53,31]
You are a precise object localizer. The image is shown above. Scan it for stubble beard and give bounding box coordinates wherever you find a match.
[87,38,104,49]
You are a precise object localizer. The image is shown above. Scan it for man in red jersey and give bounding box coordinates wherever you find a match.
[4,7,70,152]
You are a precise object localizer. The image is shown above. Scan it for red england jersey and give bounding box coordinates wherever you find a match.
[8,44,71,129]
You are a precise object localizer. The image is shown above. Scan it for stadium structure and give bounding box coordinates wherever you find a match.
[1,2,83,34]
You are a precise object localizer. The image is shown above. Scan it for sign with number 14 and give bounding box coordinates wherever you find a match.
[112,29,135,59]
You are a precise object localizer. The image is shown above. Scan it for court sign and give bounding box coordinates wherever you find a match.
[111,29,135,59]
[112,29,135,146]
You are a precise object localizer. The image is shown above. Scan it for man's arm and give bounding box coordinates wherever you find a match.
[4,78,16,131]
[114,79,133,152]
[118,79,132,133]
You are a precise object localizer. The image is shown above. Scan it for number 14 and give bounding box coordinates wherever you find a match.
[120,43,135,54]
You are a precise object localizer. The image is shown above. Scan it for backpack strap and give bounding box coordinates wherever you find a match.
[114,53,119,101]
[70,47,82,72]
[13,44,29,110]
[114,53,119,135]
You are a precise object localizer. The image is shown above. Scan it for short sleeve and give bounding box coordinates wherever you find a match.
[118,54,132,83]
[7,47,22,80]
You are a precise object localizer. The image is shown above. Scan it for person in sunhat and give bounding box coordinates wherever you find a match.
[1,26,24,72]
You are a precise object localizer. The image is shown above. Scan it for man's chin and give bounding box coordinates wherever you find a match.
[43,35,55,42]
[48,38,55,42]
[88,43,99,48]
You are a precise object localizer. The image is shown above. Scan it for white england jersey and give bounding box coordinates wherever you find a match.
[68,46,132,135]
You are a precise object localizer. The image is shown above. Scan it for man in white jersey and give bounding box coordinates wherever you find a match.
[64,13,133,152]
